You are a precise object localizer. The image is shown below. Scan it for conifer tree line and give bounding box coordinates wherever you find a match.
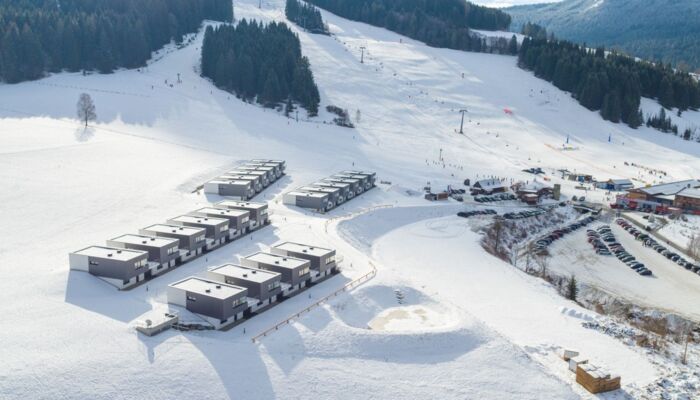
[518,38,700,128]
[0,0,232,84]
[201,20,321,116]
[286,0,328,35]
[305,0,511,53]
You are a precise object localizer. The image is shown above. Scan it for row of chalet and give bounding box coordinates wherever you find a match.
[616,179,700,213]
[168,242,340,329]
[204,160,286,200]
[284,170,376,213]
[69,200,270,289]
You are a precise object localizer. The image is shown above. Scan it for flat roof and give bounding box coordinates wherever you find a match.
[287,190,329,199]
[169,215,228,227]
[274,242,333,257]
[324,177,360,185]
[209,264,280,283]
[314,181,350,189]
[73,245,146,261]
[194,207,249,218]
[209,178,252,186]
[245,162,279,168]
[250,159,285,165]
[244,252,309,270]
[217,200,267,210]
[329,175,362,182]
[243,164,275,170]
[170,277,245,299]
[220,174,259,181]
[228,169,266,176]
[299,186,340,194]
[141,224,205,236]
[110,234,178,248]
[340,170,376,176]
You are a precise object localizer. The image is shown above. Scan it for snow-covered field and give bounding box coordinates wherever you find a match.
[1,0,699,398]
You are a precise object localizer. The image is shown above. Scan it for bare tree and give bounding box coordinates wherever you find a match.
[77,93,96,127]
[687,233,700,261]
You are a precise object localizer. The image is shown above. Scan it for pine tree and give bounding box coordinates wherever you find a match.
[567,275,578,302]
[508,35,518,55]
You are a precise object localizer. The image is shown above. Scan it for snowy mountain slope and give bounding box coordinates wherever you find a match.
[0,0,699,398]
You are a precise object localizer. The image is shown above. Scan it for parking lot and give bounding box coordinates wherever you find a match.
[546,220,700,321]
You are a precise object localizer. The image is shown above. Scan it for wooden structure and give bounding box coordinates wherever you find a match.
[576,364,621,394]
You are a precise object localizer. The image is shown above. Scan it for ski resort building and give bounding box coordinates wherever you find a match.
[69,246,151,289]
[220,170,270,193]
[215,200,270,230]
[271,242,338,282]
[190,207,250,238]
[323,177,362,196]
[283,190,332,212]
[246,162,284,179]
[250,159,286,177]
[339,170,377,189]
[241,252,311,296]
[471,178,507,195]
[203,178,256,199]
[167,277,248,329]
[139,224,207,262]
[166,215,229,250]
[297,185,344,206]
[332,173,372,192]
[226,170,269,189]
[673,188,700,212]
[626,180,700,204]
[313,180,354,201]
[595,178,634,191]
[106,234,179,272]
[240,164,277,183]
[207,264,282,312]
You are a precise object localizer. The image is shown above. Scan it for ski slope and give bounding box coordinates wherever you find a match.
[1,0,699,398]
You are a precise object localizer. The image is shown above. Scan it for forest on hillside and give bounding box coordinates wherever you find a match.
[306,0,512,54]
[518,38,700,128]
[201,20,321,116]
[0,0,233,83]
[286,0,328,35]
[508,0,700,71]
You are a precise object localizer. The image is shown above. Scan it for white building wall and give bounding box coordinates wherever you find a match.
[167,286,186,308]
[68,253,89,271]
[203,182,221,195]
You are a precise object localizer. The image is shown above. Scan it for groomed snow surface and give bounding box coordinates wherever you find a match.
[1,0,699,398]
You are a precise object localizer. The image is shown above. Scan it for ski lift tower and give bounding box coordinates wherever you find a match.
[458,109,468,134]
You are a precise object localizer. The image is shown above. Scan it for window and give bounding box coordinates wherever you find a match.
[220,225,229,233]
[299,267,310,276]
[167,246,178,255]
[267,281,280,291]
[134,259,147,269]
[326,255,336,265]
[232,297,245,308]
[196,234,205,243]
[260,209,268,215]
[242,217,249,224]
[187,295,197,302]
[89,260,99,266]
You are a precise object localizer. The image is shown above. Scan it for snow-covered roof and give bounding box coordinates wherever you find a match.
[109,234,178,248]
[244,252,309,270]
[170,277,246,299]
[193,207,249,218]
[676,188,700,200]
[209,264,280,283]
[474,178,505,189]
[638,180,700,196]
[73,246,146,261]
[608,179,633,186]
[216,200,267,210]
[274,242,334,258]
[168,215,228,227]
